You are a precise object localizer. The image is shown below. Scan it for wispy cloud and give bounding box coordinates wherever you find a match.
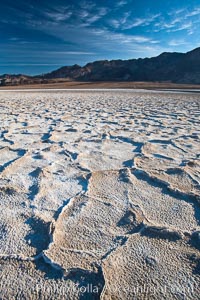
[115,1,128,8]
[108,12,131,29]
[27,16,161,58]
[185,7,200,17]
[46,51,95,55]
[108,13,160,30]
[156,6,200,35]
[168,39,187,47]
[168,8,186,16]
[44,11,72,22]
[121,14,160,30]
[8,37,40,45]
[79,1,96,11]
[166,22,193,33]
[80,7,109,26]
[39,3,109,28]
[90,27,159,45]
[154,13,195,35]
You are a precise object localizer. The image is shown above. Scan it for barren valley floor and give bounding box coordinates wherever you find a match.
[0,90,200,299]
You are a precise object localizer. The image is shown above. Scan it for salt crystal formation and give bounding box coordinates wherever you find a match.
[0,90,199,299]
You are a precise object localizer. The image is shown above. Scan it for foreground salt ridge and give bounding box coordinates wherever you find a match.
[0,91,200,299]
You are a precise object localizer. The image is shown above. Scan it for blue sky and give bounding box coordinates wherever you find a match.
[1,0,200,75]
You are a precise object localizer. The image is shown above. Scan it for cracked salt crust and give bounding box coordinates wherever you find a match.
[0,90,200,299]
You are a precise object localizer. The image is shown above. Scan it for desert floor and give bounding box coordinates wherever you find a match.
[1,80,200,90]
[0,89,200,299]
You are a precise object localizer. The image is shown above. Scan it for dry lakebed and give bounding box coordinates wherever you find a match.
[0,89,200,299]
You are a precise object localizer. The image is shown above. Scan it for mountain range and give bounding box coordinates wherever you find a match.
[1,47,200,85]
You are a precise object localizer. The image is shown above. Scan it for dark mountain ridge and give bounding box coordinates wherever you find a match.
[1,47,200,85]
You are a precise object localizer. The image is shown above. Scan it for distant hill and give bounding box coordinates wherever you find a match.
[0,74,50,86]
[1,47,200,85]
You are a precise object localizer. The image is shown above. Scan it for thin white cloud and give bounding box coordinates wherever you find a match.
[43,5,73,23]
[168,39,187,47]
[90,28,160,48]
[168,8,186,16]
[79,10,89,18]
[168,6,200,19]
[153,6,200,34]
[131,36,153,43]
[79,1,96,11]
[123,18,145,29]
[186,7,200,17]
[9,37,21,41]
[155,18,182,30]
[122,14,160,30]
[28,18,161,57]
[47,51,95,55]
[45,11,72,22]
[166,22,192,32]
[109,19,120,29]
[109,11,131,29]
[154,13,195,35]
[42,4,109,27]
[115,1,128,7]
[8,38,39,45]
[78,6,109,26]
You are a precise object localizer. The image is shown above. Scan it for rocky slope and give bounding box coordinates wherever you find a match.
[43,47,200,84]
[1,47,200,85]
